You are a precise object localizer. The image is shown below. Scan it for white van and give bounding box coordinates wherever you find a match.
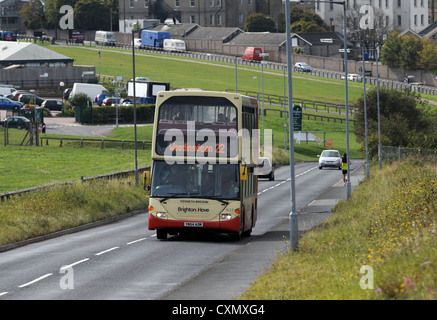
[70,83,109,101]
[163,39,186,52]
[95,31,116,46]
[134,38,142,49]
[0,86,16,98]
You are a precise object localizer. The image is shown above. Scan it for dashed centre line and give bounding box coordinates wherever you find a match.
[18,273,53,288]
[258,166,317,195]
[95,246,119,256]
[1,235,157,296]
[60,258,90,270]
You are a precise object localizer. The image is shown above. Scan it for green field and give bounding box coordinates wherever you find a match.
[0,43,368,193]
[49,45,366,104]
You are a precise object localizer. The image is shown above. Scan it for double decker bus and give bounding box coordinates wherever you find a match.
[146,89,259,240]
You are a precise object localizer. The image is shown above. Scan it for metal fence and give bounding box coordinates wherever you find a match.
[381,146,437,162]
[0,166,150,202]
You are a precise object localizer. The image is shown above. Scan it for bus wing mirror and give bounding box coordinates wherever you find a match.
[144,170,151,191]
[240,166,247,181]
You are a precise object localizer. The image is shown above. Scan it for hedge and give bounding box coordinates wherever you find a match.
[80,104,155,124]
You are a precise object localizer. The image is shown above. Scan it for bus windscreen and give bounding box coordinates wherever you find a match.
[155,96,238,158]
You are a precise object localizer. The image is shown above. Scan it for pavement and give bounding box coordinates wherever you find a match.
[163,163,365,300]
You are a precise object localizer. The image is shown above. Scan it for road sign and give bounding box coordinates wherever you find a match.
[293,105,302,131]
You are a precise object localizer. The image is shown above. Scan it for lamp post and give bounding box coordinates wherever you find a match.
[97,46,101,83]
[285,0,297,251]
[132,26,155,186]
[59,81,65,113]
[292,0,350,198]
[288,0,350,250]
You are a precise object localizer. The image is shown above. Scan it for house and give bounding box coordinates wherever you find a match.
[0,41,96,89]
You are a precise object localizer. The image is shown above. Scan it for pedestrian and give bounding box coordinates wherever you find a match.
[340,152,351,183]
[41,122,46,133]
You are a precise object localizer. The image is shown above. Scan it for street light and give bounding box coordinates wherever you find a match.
[132,26,155,186]
[287,0,350,251]
[291,0,350,198]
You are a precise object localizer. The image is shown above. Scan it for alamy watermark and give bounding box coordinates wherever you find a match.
[59,5,74,30]
[359,265,374,290]
[359,5,375,30]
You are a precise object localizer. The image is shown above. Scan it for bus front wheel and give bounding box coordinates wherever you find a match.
[156,229,168,240]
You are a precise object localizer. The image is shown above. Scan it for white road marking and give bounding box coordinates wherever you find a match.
[18,273,53,288]
[258,166,318,195]
[95,247,119,256]
[127,238,147,245]
[60,258,90,270]
[0,292,8,297]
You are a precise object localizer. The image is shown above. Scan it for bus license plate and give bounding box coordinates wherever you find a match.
[184,222,203,227]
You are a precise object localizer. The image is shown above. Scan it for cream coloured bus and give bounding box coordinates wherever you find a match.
[146,89,260,240]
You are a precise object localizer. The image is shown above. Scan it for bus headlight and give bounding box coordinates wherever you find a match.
[156,212,167,218]
[221,214,232,220]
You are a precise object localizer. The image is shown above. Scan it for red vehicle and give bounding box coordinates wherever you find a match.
[242,47,263,61]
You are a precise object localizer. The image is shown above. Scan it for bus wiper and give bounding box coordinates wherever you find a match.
[202,196,229,205]
[158,193,188,203]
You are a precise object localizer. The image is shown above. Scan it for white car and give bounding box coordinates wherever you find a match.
[256,157,275,180]
[341,74,361,82]
[294,62,312,73]
[318,150,342,170]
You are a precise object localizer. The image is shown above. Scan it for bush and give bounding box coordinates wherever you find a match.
[84,104,155,124]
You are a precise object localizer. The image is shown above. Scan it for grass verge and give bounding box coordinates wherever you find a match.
[240,158,437,300]
[0,176,148,247]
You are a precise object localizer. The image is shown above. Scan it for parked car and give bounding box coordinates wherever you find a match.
[41,99,64,111]
[130,77,151,82]
[257,157,275,181]
[121,99,133,106]
[341,74,361,81]
[0,97,22,110]
[18,93,45,106]
[11,90,30,100]
[317,149,342,170]
[2,116,30,129]
[102,97,122,106]
[95,93,115,106]
[294,62,312,72]
[1,30,16,41]
[63,88,72,100]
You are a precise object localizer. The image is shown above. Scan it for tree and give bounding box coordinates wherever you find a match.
[290,20,327,33]
[244,13,275,32]
[355,87,436,157]
[19,0,46,30]
[380,32,403,68]
[381,32,437,73]
[74,0,111,30]
[417,39,437,73]
[276,7,329,33]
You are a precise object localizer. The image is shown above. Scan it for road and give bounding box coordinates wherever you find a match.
[0,160,364,300]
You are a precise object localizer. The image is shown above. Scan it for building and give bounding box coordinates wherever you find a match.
[0,41,96,90]
[118,0,297,31]
[315,0,429,35]
[0,0,27,33]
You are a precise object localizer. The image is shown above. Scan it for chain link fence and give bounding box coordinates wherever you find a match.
[381,146,437,162]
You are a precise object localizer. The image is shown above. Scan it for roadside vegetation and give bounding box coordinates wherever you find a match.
[241,159,437,300]
[0,176,147,247]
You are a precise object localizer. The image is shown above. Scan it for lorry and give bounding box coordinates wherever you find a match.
[127,80,170,104]
[69,29,85,44]
[70,83,109,101]
[95,31,116,46]
[242,47,263,62]
[163,39,186,52]
[141,30,170,49]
